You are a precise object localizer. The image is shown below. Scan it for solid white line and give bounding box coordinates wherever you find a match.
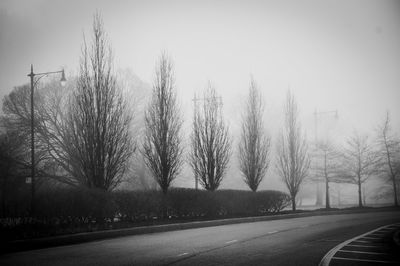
[337,249,389,255]
[268,230,278,234]
[177,252,188,257]
[318,223,399,266]
[332,256,398,264]
[226,240,238,244]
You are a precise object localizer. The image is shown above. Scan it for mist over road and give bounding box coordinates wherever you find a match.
[1,211,399,266]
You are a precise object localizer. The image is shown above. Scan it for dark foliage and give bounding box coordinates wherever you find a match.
[0,187,290,241]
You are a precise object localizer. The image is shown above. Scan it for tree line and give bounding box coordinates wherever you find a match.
[0,14,399,215]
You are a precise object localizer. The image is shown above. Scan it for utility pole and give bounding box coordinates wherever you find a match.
[191,92,223,190]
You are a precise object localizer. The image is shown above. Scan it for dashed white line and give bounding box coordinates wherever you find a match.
[177,252,189,257]
[226,240,238,244]
[268,230,278,234]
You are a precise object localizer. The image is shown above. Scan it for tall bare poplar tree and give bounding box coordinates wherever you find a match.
[238,78,271,191]
[142,53,183,194]
[65,14,134,190]
[377,112,400,207]
[190,85,231,191]
[276,91,310,211]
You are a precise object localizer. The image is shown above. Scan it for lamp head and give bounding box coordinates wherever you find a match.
[60,69,67,87]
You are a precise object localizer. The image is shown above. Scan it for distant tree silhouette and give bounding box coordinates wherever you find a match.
[311,140,341,209]
[377,112,399,206]
[341,132,380,207]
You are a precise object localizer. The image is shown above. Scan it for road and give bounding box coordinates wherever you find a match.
[1,211,399,266]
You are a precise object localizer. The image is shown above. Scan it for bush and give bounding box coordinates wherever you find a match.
[114,188,290,220]
[1,187,290,240]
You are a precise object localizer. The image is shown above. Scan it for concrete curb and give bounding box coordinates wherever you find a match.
[1,207,398,254]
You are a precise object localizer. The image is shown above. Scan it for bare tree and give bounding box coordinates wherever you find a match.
[142,53,183,194]
[377,111,400,206]
[190,85,231,191]
[312,140,341,209]
[2,15,134,192]
[1,84,60,185]
[276,91,310,211]
[63,14,134,190]
[238,78,271,191]
[341,132,380,207]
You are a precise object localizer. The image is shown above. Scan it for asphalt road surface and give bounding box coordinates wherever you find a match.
[1,211,399,266]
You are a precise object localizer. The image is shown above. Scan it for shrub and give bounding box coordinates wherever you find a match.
[1,187,290,240]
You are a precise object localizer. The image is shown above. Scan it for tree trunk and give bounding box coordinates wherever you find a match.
[161,191,168,219]
[291,195,296,211]
[358,180,363,208]
[392,177,398,207]
[325,179,330,209]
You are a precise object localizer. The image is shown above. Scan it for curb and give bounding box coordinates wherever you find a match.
[1,207,399,254]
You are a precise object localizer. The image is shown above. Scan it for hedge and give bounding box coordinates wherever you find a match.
[0,187,290,240]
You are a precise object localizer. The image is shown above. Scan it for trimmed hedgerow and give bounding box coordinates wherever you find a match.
[0,187,290,240]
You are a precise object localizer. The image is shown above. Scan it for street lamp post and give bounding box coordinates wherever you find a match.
[28,64,66,216]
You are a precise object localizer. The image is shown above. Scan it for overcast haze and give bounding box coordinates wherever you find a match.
[1,0,399,192]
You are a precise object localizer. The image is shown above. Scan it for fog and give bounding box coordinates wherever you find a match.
[1,0,399,206]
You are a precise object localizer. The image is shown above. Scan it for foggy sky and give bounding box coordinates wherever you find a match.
[1,0,399,194]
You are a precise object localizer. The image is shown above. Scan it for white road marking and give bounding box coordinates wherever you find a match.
[346,244,382,248]
[337,249,389,255]
[353,240,372,243]
[369,233,386,236]
[332,256,398,264]
[319,223,399,266]
[226,240,238,244]
[361,236,381,240]
[268,230,278,234]
[177,252,188,257]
